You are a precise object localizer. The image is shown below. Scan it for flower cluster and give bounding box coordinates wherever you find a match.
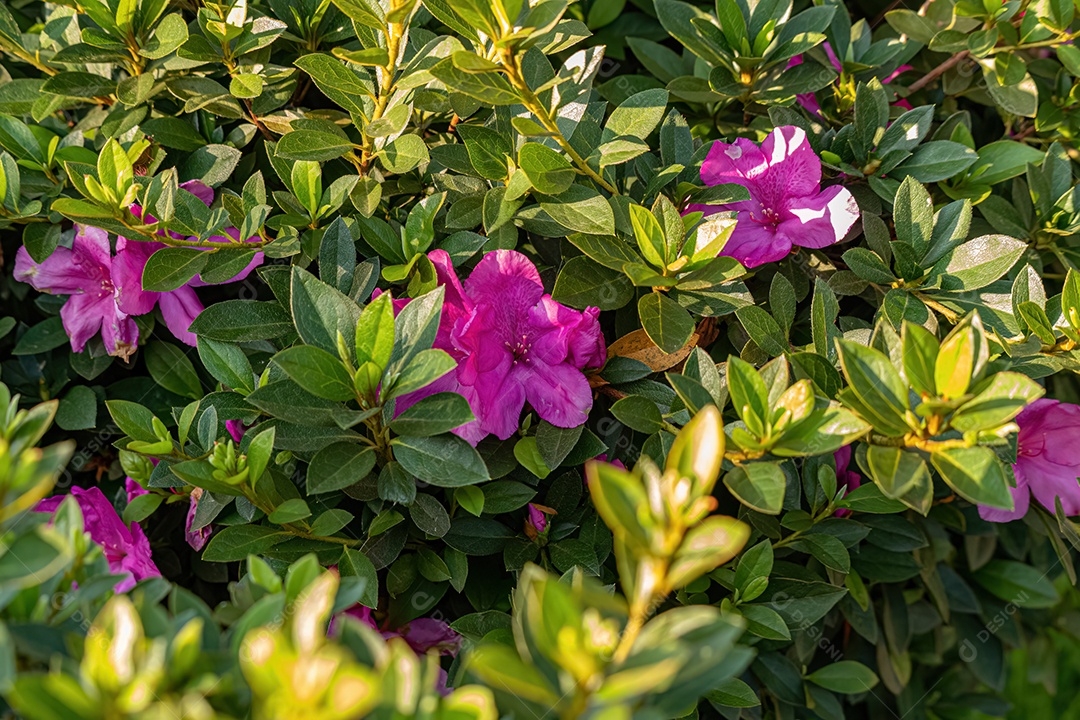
[35,486,159,592]
[979,399,1080,523]
[691,126,860,268]
[393,249,606,444]
[14,181,260,357]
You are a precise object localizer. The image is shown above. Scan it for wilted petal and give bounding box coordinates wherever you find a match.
[99,303,139,360]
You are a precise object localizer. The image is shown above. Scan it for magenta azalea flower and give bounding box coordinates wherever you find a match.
[185,487,213,551]
[36,486,159,592]
[337,605,461,655]
[690,126,860,268]
[787,43,912,117]
[979,399,1080,523]
[334,605,461,693]
[14,226,139,360]
[832,444,862,518]
[526,503,549,534]
[114,181,263,346]
[396,250,606,444]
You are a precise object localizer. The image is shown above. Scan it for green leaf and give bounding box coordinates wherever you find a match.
[141,248,209,292]
[392,435,489,487]
[145,342,202,399]
[639,292,695,354]
[864,446,929,501]
[190,300,293,342]
[379,134,429,174]
[203,525,291,562]
[388,392,475,437]
[604,89,668,139]
[611,395,665,434]
[552,255,633,311]
[268,498,311,523]
[950,372,1043,432]
[537,185,616,236]
[807,661,880,694]
[277,129,354,162]
[291,266,362,354]
[972,559,1060,609]
[893,177,933,256]
[925,235,1026,291]
[518,143,574,194]
[724,462,785,515]
[892,141,977,183]
[835,340,909,437]
[386,348,456,399]
[355,291,395,371]
[198,338,255,394]
[736,306,787,357]
[273,345,354,401]
[629,203,668,269]
[931,446,1013,509]
[307,442,377,494]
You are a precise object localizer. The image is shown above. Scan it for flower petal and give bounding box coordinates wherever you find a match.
[180,180,214,206]
[721,220,790,268]
[159,286,204,346]
[779,184,860,249]
[114,237,163,315]
[701,137,768,187]
[521,360,593,429]
[14,246,88,294]
[470,369,527,440]
[979,464,1030,522]
[463,250,544,318]
[758,126,822,201]
[99,302,139,360]
[60,292,109,353]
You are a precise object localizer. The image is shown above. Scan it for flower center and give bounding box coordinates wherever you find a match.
[749,207,782,226]
[507,334,531,364]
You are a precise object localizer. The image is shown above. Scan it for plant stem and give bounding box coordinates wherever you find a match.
[497,48,619,195]
[907,52,969,93]
[359,22,403,173]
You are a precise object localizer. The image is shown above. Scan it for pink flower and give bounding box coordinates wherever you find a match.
[832,444,862,518]
[395,250,606,444]
[14,226,139,359]
[690,126,860,268]
[114,181,263,346]
[185,487,212,551]
[226,419,248,443]
[979,399,1080,523]
[788,44,912,117]
[36,486,159,592]
[334,606,461,693]
[337,606,460,655]
[125,477,149,502]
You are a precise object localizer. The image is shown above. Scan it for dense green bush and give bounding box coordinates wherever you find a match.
[2,0,1080,717]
